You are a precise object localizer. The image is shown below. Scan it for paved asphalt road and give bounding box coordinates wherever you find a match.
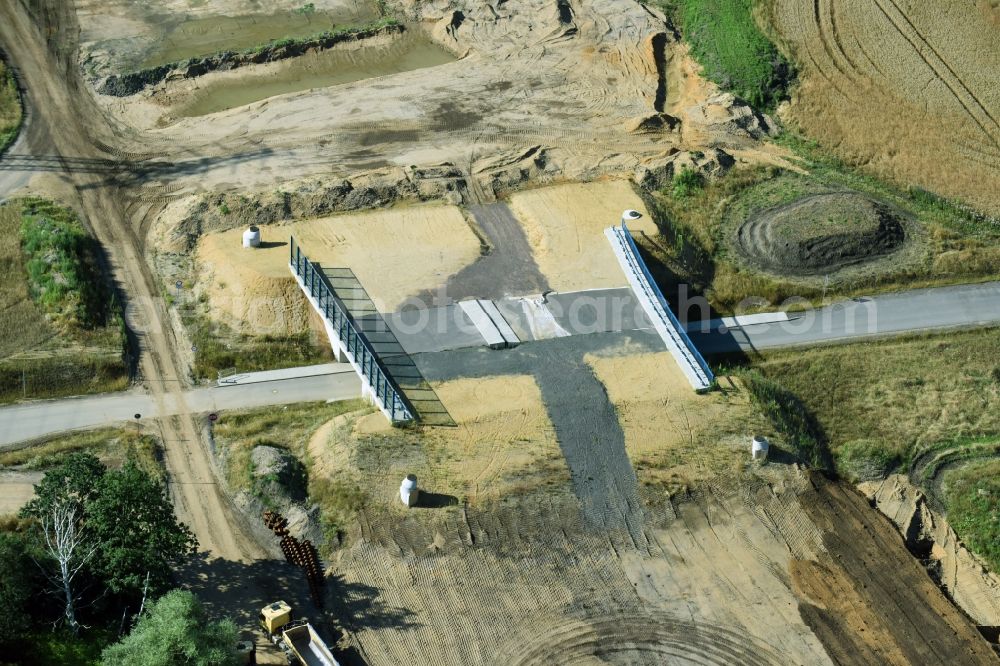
[688,280,1000,354]
[0,371,361,447]
[2,280,998,447]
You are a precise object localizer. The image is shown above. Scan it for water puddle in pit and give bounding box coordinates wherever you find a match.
[174,30,456,117]
[142,8,378,68]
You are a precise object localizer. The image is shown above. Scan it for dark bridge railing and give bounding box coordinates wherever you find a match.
[290,236,413,422]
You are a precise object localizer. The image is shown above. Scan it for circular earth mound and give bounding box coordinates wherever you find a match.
[735,193,908,276]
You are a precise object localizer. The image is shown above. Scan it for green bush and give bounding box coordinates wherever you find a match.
[672,167,705,198]
[673,0,793,110]
[945,462,1000,572]
[101,590,239,666]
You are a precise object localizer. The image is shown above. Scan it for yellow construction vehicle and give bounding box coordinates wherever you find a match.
[259,601,340,666]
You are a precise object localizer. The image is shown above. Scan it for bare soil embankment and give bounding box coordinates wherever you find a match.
[322,469,996,665]
[76,0,784,203]
[762,0,1000,214]
[861,474,1000,630]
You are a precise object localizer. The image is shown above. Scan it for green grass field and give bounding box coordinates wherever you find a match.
[754,327,1000,464]
[0,427,162,479]
[0,60,21,153]
[944,458,1000,572]
[752,327,1000,568]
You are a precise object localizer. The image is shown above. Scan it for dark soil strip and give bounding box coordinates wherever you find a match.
[410,202,550,305]
[414,332,656,542]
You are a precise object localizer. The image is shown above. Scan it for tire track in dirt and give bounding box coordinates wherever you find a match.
[503,611,787,665]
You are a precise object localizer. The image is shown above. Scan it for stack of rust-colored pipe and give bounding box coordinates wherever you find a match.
[262,510,325,607]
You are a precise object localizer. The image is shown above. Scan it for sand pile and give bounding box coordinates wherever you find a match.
[735,193,908,276]
[195,204,479,333]
[509,180,659,293]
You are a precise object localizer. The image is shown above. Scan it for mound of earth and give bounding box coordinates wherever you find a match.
[735,193,908,276]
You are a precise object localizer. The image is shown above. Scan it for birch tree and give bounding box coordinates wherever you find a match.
[41,498,97,634]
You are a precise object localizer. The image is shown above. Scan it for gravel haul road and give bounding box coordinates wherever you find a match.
[0,0,267,563]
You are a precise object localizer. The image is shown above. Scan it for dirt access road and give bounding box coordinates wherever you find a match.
[0,0,267,566]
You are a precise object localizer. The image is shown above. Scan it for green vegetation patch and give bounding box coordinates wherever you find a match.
[213,400,366,492]
[739,368,831,470]
[19,198,114,329]
[653,0,793,109]
[944,459,1000,572]
[101,590,239,666]
[646,144,1000,313]
[0,427,161,479]
[754,327,1000,463]
[0,59,22,154]
[0,200,128,403]
[186,313,330,380]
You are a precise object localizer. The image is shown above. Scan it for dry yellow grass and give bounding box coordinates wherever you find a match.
[762,0,1000,214]
[196,203,480,333]
[756,327,1000,459]
[509,180,659,292]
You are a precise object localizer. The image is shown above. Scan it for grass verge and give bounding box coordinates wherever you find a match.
[0,200,128,403]
[183,310,331,380]
[738,368,831,471]
[212,399,367,502]
[753,327,1000,465]
[0,59,22,154]
[645,140,1000,313]
[0,427,162,480]
[944,458,1000,572]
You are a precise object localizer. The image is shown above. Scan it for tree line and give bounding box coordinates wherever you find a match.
[1,452,242,665]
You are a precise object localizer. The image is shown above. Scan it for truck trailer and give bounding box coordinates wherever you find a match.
[259,601,339,666]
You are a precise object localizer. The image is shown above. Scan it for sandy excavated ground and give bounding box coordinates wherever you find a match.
[764,0,1000,214]
[196,203,479,333]
[0,470,41,514]
[509,180,659,292]
[323,470,995,665]
[309,374,566,508]
[861,474,1000,628]
[586,350,747,486]
[72,0,781,199]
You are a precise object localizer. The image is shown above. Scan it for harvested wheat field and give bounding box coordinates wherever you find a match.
[762,0,1000,214]
[508,180,659,293]
[195,204,479,333]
